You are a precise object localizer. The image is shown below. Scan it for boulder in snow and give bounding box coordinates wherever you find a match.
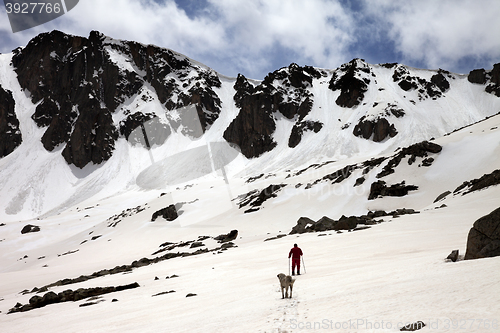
[465,207,500,260]
[21,224,40,234]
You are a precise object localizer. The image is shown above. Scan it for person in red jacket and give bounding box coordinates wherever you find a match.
[288,243,303,275]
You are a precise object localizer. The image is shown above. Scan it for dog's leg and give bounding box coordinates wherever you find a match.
[290,284,293,298]
[281,286,284,299]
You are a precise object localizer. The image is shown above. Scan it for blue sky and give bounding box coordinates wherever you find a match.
[1,0,499,79]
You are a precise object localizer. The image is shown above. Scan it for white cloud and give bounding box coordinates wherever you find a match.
[364,0,500,71]
[0,0,498,78]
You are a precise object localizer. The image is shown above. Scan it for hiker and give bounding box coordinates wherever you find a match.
[288,243,303,275]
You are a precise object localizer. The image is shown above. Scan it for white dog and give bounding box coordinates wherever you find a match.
[277,273,295,299]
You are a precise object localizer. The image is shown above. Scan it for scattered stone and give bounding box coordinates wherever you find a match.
[112,299,118,302]
[152,290,176,297]
[186,293,197,297]
[446,250,459,262]
[354,177,365,186]
[264,234,287,242]
[465,207,500,260]
[21,224,40,234]
[190,242,205,248]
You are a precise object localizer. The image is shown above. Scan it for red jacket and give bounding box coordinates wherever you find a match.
[289,247,303,259]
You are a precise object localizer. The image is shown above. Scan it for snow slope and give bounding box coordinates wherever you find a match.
[0,108,499,332]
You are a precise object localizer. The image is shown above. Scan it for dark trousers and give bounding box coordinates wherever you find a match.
[291,258,300,273]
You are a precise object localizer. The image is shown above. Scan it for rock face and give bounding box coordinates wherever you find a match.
[288,120,323,148]
[465,207,500,260]
[0,87,21,158]
[329,59,372,108]
[11,30,222,168]
[224,64,321,158]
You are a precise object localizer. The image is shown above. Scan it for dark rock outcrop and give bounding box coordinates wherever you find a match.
[11,30,222,168]
[0,87,21,158]
[224,64,321,158]
[223,74,277,158]
[392,65,446,100]
[368,180,418,200]
[486,63,500,96]
[290,217,316,234]
[468,63,500,97]
[454,169,500,195]
[12,31,125,168]
[329,59,372,108]
[288,120,323,148]
[434,190,451,203]
[468,68,487,84]
[238,184,287,213]
[288,210,419,235]
[431,72,450,92]
[353,117,398,142]
[21,224,40,234]
[376,141,442,178]
[214,230,238,243]
[465,207,500,260]
[151,204,179,222]
[8,282,140,313]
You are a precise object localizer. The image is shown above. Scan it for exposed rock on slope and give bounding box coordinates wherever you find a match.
[391,64,449,100]
[368,180,419,200]
[329,58,372,108]
[465,207,500,260]
[11,30,222,168]
[224,64,322,158]
[468,64,500,97]
[353,117,398,142]
[454,169,500,195]
[0,87,21,158]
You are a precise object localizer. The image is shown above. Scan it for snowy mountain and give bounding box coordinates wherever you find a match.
[0,31,499,332]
